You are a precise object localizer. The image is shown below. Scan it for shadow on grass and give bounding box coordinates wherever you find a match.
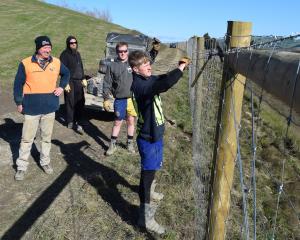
[1,140,155,240]
[55,105,113,151]
[0,118,43,170]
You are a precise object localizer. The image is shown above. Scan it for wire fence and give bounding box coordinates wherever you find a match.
[187,34,300,240]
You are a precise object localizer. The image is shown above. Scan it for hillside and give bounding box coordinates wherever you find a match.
[0,0,137,89]
[0,1,195,240]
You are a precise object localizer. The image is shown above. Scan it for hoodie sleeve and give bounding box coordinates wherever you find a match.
[59,62,70,88]
[13,62,26,105]
[103,64,113,100]
[78,52,85,78]
[137,68,183,97]
[59,51,68,67]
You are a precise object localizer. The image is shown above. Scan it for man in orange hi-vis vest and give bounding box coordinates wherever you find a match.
[13,36,70,181]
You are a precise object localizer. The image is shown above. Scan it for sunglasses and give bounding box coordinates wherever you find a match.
[69,41,77,44]
[117,49,128,53]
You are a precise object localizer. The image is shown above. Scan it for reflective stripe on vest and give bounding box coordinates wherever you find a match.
[132,93,164,135]
[22,56,61,94]
[154,95,164,125]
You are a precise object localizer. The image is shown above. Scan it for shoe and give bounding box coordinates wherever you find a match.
[42,164,53,174]
[15,170,25,181]
[106,141,117,156]
[67,122,74,129]
[150,180,164,201]
[76,124,83,132]
[127,140,136,153]
[138,203,165,234]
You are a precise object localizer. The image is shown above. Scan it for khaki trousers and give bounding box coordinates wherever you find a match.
[16,112,55,171]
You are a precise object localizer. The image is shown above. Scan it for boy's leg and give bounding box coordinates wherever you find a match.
[15,114,40,180]
[139,170,156,204]
[39,112,55,174]
[137,138,165,234]
[106,99,126,155]
[106,120,122,155]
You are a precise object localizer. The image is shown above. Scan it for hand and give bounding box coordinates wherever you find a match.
[81,79,88,87]
[178,56,191,71]
[178,56,191,65]
[54,87,64,96]
[103,100,112,112]
[17,105,23,113]
[64,84,71,93]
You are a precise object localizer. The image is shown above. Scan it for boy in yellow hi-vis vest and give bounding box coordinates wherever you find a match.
[129,50,190,234]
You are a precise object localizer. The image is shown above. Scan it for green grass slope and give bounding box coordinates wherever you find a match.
[0,0,135,89]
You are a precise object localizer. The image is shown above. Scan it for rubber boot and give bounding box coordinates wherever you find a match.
[138,203,165,234]
[150,180,164,201]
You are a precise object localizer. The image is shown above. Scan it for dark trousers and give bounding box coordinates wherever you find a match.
[139,170,156,204]
[64,80,85,124]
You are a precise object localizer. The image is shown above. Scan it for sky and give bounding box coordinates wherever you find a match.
[45,0,299,42]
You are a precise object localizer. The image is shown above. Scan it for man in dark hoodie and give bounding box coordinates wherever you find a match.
[60,36,87,131]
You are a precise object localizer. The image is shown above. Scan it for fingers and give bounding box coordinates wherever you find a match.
[54,87,64,96]
[17,105,23,113]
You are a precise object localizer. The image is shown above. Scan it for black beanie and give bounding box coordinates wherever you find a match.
[35,36,52,52]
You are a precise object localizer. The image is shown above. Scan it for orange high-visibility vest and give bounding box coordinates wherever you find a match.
[22,57,61,94]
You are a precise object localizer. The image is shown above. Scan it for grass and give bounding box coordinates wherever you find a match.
[226,87,300,239]
[0,0,131,89]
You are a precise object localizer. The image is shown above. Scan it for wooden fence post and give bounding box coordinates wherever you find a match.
[208,21,252,240]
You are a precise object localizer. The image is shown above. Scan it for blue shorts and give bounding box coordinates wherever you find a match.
[137,137,163,170]
[114,99,127,120]
[114,98,137,120]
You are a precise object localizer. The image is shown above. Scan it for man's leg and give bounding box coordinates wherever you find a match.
[126,98,137,153]
[74,81,85,130]
[15,114,40,180]
[39,112,55,174]
[64,80,75,128]
[106,119,122,156]
[106,99,126,156]
[126,115,135,153]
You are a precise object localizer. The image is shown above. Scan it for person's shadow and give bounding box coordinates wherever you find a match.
[53,139,139,224]
[0,118,40,170]
[1,139,156,240]
[55,105,113,151]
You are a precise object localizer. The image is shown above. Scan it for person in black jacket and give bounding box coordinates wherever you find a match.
[60,36,87,131]
[129,50,189,234]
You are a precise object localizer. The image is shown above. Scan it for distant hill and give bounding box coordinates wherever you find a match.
[0,0,137,88]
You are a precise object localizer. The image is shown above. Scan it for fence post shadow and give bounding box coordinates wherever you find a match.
[2,139,155,239]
